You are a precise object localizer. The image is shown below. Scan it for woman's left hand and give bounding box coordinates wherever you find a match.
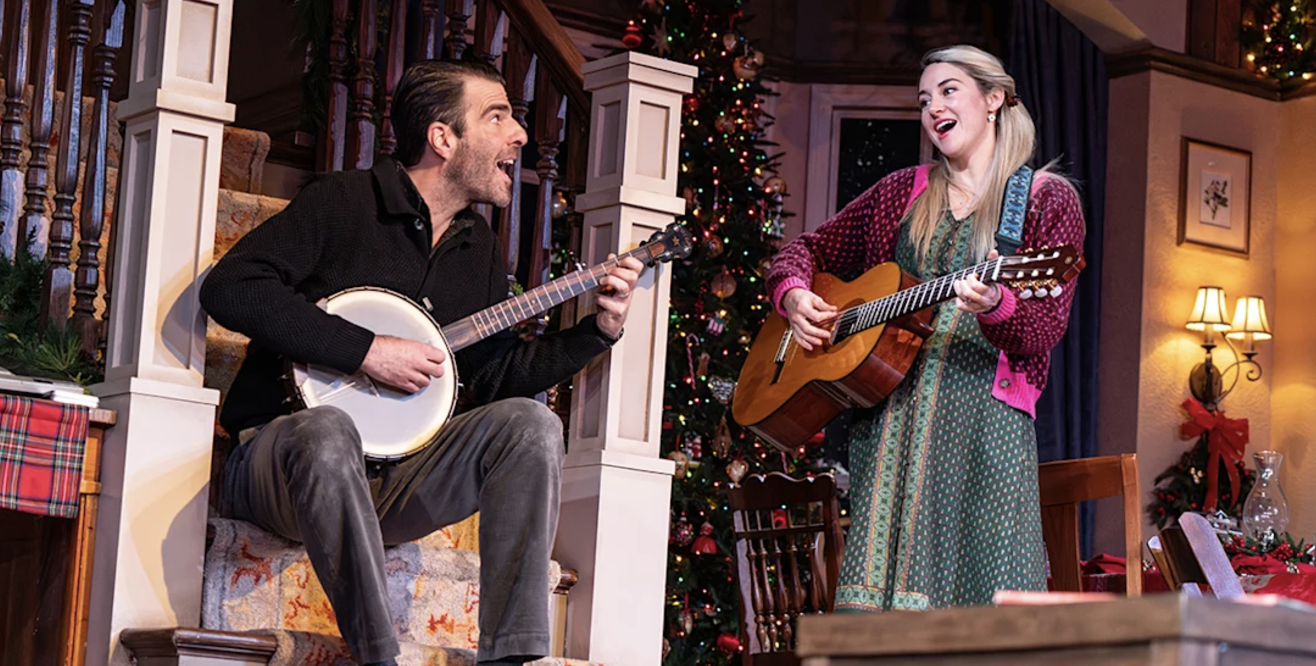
[954,249,1002,314]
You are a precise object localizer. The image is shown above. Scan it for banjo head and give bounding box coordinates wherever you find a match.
[292,287,456,460]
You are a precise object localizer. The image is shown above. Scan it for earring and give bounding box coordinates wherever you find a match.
[988,112,997,122]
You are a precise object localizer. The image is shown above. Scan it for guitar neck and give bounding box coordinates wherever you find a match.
[832,257,1006,341]
[441,243,658,352]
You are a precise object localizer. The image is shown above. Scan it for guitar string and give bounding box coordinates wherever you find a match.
[834,256,1010,337]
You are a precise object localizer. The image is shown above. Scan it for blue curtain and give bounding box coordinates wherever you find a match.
[1007,0,1108,558]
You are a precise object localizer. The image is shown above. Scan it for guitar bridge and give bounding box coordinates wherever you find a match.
[771,330,792,384]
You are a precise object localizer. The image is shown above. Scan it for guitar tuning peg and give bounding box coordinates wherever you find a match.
[1050,285,1063,298]
[1020,287,1034,300]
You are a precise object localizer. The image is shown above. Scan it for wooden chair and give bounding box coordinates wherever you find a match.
[1037,453,1142,596]
[727,473,844,666]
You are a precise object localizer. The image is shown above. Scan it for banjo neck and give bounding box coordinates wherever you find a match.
[441,242,663,352]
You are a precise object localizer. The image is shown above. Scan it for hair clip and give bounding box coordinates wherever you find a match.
[1006,93,1021,107]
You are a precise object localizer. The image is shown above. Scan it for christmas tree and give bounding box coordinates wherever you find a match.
[626,0,830,663]
[1242,0,1316,80]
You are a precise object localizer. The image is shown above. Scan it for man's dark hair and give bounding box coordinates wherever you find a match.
[391,59,507,167]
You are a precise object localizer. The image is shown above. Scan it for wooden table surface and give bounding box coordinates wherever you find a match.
[798,594,1316,666]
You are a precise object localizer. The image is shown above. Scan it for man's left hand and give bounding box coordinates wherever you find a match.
[596,254,644,339]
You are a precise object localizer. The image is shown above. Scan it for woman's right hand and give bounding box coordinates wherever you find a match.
[781,288,838,351]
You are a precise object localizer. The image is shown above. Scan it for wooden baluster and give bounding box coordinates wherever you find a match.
[345,0,377,170]
[444,0,469,60]
[497,29,532,278]
[41,0,96,329]
[747,512,772,650]
[530,67,563,291]
[756,533,780,648]
[418,0,442,60]
[0,0,32,255]
[18,0,58,258]
[318,0,350,172]
[378,0,407,156]
[770,536,791,648]
[473,0,501,64]
[784,535,805,645]
[72,0,125,355]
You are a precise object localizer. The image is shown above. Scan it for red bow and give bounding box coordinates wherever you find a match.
[1180,398,1249,512]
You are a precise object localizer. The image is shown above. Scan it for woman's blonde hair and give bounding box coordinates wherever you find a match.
[907,45,1054,263]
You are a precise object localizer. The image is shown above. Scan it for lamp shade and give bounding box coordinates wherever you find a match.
[1187,286,1231,332]
[1227,296,1272,341]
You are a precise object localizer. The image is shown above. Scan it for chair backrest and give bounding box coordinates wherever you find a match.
[1037,453,1142,595]
[726,473,843,666]
[1156,513,1245,600]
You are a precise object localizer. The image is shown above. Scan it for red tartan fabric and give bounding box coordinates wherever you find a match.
[0,395,90,518]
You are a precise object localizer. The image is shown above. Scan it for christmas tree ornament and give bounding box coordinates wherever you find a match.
[622,20,643,49]
[738,329,753,346]
[683,96,700,115]
[704,234,724,258]
[733,55,760,80]
[726,458,749,484]
[662,638,671,661]
[713,415,732,457]
[640,0,662,9]
[709,376,736,403]
[680,608,694,635]
[763,175,788,195]
[751,49,766,67]
[706,312,727,336]
[670,513,694,547]
[668,450,690,477]
[716,632,742,653]
[682,185,697,208]
[757,256,773,276]
[652,17,671,57]
[683,433,703,460]
[691,521,718,555]
[722,32,739,51]
[711,268,737,299]
[696,351,710,377]
[714,114,734,133]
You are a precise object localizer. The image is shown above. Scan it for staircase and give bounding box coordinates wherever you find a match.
[120,127,589,666]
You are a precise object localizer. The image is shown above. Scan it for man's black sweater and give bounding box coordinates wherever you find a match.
[199,157,615,437]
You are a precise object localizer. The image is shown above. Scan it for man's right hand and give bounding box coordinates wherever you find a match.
[359,335,447,393]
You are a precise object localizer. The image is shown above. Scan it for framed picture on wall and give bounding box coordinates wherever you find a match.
[1178,138,1251,256]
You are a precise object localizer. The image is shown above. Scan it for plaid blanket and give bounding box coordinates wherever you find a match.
[0,395,90,518]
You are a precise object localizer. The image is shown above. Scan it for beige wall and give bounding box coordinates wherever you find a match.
[1274,95,1316,542]
[1099,70,1284,552]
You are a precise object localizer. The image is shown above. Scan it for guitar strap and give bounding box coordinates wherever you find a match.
[906,163,1035,255]
[995,164,1033,256]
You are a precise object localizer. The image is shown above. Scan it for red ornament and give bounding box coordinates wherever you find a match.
[622,21,643,49]
[716,632,741,653]
[691,521,718,555]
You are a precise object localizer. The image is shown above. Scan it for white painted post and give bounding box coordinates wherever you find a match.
[86,1,233,664]
[556,52,696,666]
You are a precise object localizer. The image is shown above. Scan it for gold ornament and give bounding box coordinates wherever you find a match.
[726,459,749,484]
[714,114,733,133]
[668,450,690,477]
[763,175,787,195]
[751,49,765,66]
[722,32,739,51]
[756,256,773,276]
[705,235,724,258]
[711,269,737,299]
[733,55,760,80]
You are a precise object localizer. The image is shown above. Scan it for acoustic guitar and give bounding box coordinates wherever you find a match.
[732,246,1084,452]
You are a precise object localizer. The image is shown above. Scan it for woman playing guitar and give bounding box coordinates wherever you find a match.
[765,45,1086,612]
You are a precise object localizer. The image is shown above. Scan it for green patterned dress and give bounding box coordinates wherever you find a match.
[832,210,1048,612]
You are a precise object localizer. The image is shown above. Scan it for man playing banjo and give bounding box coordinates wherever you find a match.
[199,60,643,666]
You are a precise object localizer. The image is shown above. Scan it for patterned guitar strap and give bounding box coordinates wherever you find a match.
[995,165,1033,255]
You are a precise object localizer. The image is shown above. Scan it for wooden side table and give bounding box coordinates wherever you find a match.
[798,595,1316,665]
[0,407,115,666]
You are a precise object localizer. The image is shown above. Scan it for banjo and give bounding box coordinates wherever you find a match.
[285,223,693,460]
